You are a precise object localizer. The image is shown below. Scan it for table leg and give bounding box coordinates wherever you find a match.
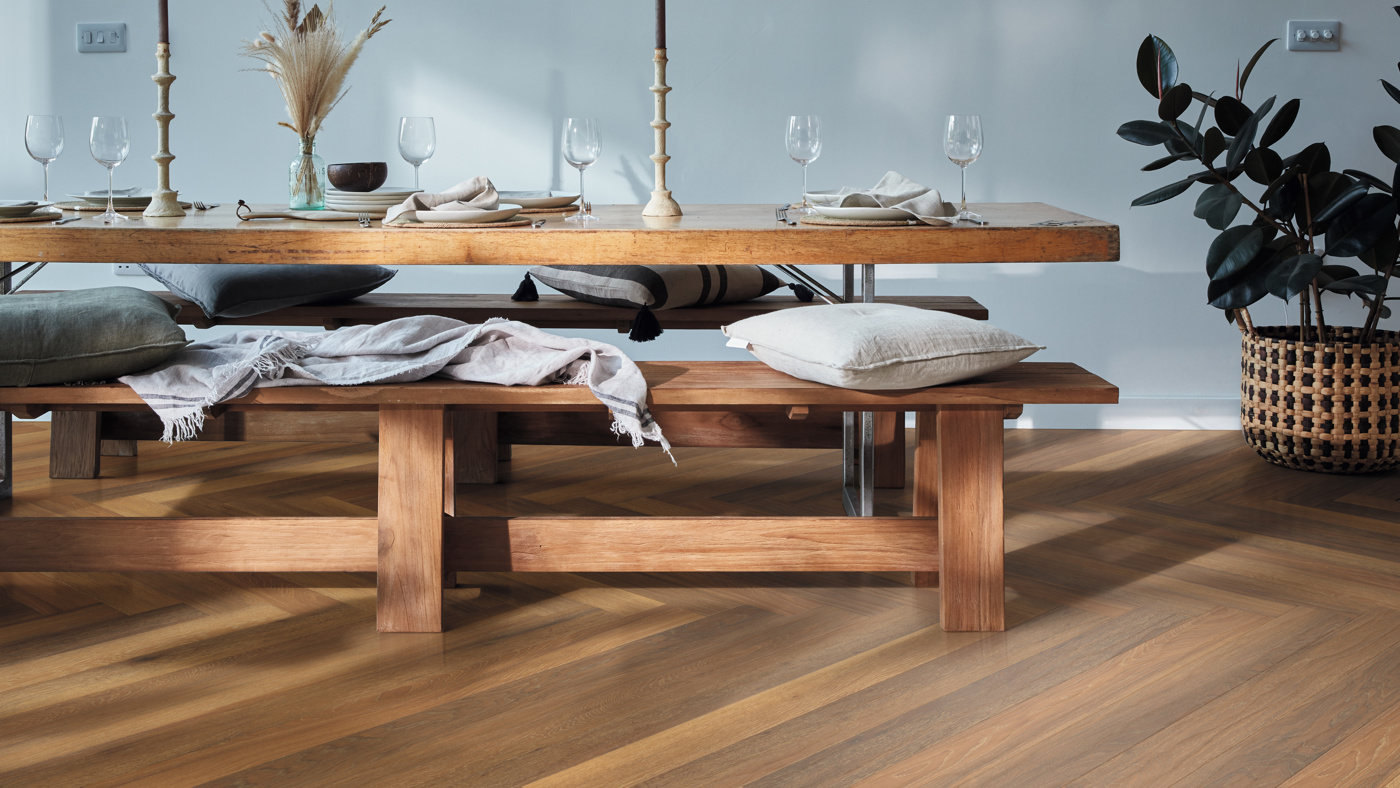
[49,411,101,479]
[1,263,10,501]
[841,265,880,517]
[936,405,1005,632]
[453,411,498,484]
[378,405,446,633]
[912,410,939,589]
[874,411,906,489]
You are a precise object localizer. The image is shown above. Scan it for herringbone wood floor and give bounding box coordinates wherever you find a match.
[2,423,1399,786]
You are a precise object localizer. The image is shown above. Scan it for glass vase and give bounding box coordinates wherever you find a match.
[289,137,326,210]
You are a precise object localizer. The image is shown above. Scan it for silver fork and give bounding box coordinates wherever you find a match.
[357,212,372,228]
[192,201,220,211]
[775,204,796,226]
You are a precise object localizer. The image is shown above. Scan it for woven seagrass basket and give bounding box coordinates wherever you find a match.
[1241,326,1400,474]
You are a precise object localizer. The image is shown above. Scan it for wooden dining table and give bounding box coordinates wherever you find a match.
[0,202,1119,510]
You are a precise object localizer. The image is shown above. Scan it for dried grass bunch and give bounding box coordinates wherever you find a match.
[241,1,390,202]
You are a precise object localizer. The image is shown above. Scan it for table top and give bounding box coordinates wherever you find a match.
[0,203,1118,266]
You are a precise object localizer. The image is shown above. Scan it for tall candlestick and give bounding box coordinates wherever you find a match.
[655,0,665,49]
[143,42,185,217]
[642,45,681,217]
[157,0,169,43]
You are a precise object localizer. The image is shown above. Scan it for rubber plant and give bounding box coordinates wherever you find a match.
[1118,34,1397,343]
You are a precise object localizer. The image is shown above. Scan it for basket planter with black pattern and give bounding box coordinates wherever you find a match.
[1241,326,1400,474]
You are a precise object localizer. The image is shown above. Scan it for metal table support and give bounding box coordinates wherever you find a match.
[841,264,878,517]
[1,261,11,500]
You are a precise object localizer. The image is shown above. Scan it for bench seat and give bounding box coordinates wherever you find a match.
[1,361,1118,634]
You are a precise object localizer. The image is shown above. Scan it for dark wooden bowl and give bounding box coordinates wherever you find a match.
[327,162,389,192]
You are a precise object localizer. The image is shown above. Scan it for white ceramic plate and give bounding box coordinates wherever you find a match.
[813,204,915,222]
[78,186,143,198]
[325,203,389,217]
[414,207,521,224]
[497,190,580,209]
[0,201,52,218]
[324,196,406,206]
[328,187,418,199]
[72,188,151,205]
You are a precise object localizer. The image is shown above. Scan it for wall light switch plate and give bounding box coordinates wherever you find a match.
[1287,20,1340,51]
[113,264,144,277]
[77,23,126,53]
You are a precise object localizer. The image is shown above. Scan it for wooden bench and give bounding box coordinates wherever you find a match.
[0,360,1118,633]
[43,291,990,490]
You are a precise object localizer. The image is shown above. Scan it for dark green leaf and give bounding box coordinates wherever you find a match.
[1239,39,1277,94]
[1259,98,1299,148]
[1383,79,1400,106]
[1132,177,1195,207]
[1343,168,1394,195]
[1191,91,1219,109]
[1207,225,1265,280]
[1207,243,1280,309]
[1266,179,1301,223]
[1312,179,1369,225]
[1285,143,1331,177]
[1322,274,1388,295]
[1245,147,1284,185]
[1265,253,1323,300]
[1375,126,1400,163]
[1117,120,1176,146]
[1226,113,1261,172]
[1326,193,1398,257]
[1202,127,1227,167]
[1142,153,1189,172]
[1175,123,1203,155]
[1137,35,1179,99]
[1318,264,1362,285]
[1195,183,1244,230]
[1360,228,1400,272]
[1215,96,1252,136]
[1159,83,1194,121]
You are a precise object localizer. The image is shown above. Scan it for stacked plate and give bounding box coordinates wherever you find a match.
[0,200,53,218]
[325,186,418,218]
[498,190,580,209]
[69,187,152,209]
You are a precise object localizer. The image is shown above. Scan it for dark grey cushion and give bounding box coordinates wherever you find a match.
[139,263,396,319]
[0,287,187,387]
[529,265,782,309]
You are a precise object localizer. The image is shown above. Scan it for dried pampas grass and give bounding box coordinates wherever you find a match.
[241,1,390,203]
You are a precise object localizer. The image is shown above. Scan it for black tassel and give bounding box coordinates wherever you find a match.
[628,305,663,342]
[511,272,539,302]
[788,282,815,302]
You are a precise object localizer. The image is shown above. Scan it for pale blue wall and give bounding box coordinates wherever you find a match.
[4,1,1397,428]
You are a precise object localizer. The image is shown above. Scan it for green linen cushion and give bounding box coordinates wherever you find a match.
[722,302,1043,390]
[138,263,397,319]
[0,287,188,387]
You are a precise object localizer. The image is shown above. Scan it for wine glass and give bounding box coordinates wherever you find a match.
[25,115,64,204]
[89,116,130,224]
[399,117,436,190]
[944,114,983,223]
[786,115,822,214]
[561,117,601,224]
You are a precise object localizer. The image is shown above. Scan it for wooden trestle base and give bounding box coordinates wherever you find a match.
[0,361,1118,633]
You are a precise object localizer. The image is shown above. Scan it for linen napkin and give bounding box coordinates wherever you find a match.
[817,171,957,223]
[384,176,500,224]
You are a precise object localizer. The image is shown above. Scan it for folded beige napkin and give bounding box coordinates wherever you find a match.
[817,171,956,223]
[384,176,500,224]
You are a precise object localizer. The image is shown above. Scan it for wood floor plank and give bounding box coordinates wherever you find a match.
[4,425,1400,785]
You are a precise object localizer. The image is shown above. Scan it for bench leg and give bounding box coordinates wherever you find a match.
[378,405,446,633]
[1,410,10,501]
[936,405,1005,632]
[912,410,939,589]
[49,411,101,479]
[102,438,138,457]
[874,411,906,489]
[453,411,498,484]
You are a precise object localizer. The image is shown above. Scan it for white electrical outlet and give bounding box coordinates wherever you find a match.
[113,264,144,276]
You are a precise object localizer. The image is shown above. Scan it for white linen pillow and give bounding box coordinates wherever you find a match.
[721,303,1042,390]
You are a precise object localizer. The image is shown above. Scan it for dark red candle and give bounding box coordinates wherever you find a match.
[157,0,169,43]
[656,0,665,50]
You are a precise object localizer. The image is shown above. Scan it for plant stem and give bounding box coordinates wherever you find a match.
[1310,283,1327,344]
[1363,260,1397,343]
[1168,119,1302,246]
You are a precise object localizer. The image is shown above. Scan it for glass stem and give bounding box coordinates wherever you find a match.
[42,162,49,203]
[107,165,115,215]
[960,165,968,213]
[413,163,420,190]
[802,163,809,208]
[578,168,586,212]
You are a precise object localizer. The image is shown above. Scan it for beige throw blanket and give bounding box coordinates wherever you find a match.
[119,316,671,457]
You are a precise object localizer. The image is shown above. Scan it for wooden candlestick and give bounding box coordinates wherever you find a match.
[642,47,681,217]
[144,42,185,218]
